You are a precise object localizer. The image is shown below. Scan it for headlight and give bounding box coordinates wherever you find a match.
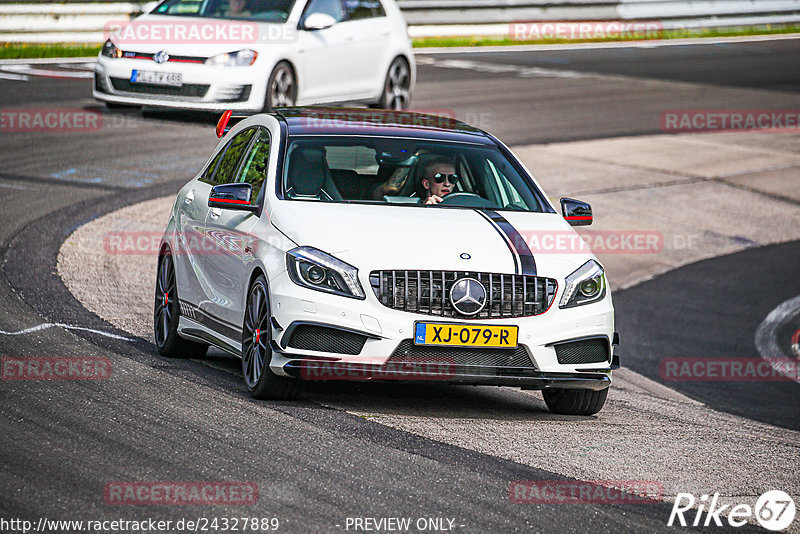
[205,49,258,67]
[286,247,365,300]
[101,40,122,59]
[559,259,606,308]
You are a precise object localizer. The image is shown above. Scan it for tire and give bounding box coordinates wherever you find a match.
[375,56,411,110]
[542,387,608,416]
[263,61,297,112]
[241,275,301,400]
[154,251,208,358]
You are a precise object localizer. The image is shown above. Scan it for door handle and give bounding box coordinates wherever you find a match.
[209,208,221,219]
[185,189,195,204]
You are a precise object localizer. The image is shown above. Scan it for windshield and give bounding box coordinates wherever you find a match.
[153,0,295,22]
[282,137,551,213]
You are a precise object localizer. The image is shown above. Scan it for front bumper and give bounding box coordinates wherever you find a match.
[268,270,617,389]
[93,55,265,111]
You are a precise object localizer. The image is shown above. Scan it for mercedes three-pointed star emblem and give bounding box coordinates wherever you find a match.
[449,277,487,316]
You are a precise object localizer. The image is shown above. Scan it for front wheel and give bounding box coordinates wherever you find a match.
[542,387,608,415]
[154,251,208,358]
[241,275,301,399]
[263,61,297,112]
[375,57,411,110]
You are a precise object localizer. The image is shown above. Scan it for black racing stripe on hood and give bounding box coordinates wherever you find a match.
[476,210,537,276]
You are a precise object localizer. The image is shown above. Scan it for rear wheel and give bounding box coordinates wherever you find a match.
[154,251,208,358]
[263,61,296,112]
[542,387,608,415]
[375,57,411,110]
[242,275,301,399]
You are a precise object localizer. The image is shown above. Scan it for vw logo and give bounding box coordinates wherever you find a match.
[450,277,486,316]
[153,51,170,64]
[460,252,471,260]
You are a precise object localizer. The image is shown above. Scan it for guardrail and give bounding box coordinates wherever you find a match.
[1,0,799,43]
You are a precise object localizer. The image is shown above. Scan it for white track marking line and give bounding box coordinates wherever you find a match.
[0,71,30,81]
[0,64,94,79]
[418,56,611,80]
[0,323,135,341]
[754,294,800,383]
[0,182,31,190]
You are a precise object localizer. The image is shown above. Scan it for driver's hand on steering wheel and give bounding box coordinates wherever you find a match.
[425,195,444,205]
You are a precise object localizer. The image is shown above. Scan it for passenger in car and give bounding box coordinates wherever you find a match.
[421,157,458,205]
[226,0,251,17]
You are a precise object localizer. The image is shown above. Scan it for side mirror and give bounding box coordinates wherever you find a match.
[209,183,257,212]
[560,197,592,226]
[302,12,336,30]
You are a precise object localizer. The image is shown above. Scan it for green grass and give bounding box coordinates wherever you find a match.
[0,43,102,60]
[412,24,800,48]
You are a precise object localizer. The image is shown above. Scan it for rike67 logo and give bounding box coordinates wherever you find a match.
[668,491,795,531]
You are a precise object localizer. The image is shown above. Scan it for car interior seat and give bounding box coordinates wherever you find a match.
[286,146,343,201]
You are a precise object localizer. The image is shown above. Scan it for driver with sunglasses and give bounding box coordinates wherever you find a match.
[421,157,459,205]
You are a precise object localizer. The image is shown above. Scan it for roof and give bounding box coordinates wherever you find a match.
[274,107,495,145]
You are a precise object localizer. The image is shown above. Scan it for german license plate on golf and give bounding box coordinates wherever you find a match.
[414,323,518,348]
[130,70,182,86]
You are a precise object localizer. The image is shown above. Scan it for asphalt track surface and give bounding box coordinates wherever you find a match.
[1,38,798,532]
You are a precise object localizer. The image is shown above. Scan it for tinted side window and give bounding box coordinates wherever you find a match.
[304,0,343,22]
[238,129,270,203]
[212,128,256,185]
[200,147,226,184]
[343,0,384,19]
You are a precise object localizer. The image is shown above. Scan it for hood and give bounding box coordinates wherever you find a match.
[270,202,596,279]
[109,14,289,56]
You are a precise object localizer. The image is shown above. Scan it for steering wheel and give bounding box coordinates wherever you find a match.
[438,192,496,208]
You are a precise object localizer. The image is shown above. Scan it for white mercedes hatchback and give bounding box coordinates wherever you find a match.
[155,108,619,415]
[94,0,415,111]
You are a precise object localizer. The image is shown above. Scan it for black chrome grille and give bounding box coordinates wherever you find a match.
[286,324,366,355]
[388,339,533,375]
[369,271,557,319]
[109,77,209,98]
[554,338,609,365]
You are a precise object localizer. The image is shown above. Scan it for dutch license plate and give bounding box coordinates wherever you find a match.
[130,70,182,87]
[414,322,518,348]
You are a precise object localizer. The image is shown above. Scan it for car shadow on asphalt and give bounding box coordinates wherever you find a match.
[201,347,595,421]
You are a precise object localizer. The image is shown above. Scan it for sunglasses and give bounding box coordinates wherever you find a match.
[431,172,459,184]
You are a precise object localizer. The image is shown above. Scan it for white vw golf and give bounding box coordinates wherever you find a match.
[94,0,415,111]
[155,108,618,415]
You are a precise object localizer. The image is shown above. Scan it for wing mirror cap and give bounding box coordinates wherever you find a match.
[302,12,336,30]
[208,183,258,212]
[561,197,592,226]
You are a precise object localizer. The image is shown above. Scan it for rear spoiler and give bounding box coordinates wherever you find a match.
[215,110,249,138]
